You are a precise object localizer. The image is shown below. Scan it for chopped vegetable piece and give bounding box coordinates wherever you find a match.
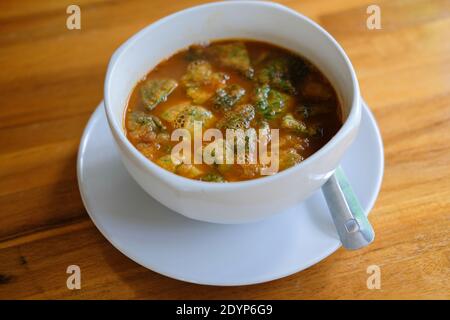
[181,60,229,104]
[278,134,308,149]
[213,84,246,111]
[184,45,206,61]
[200,173,226,182]
[156,155,178,172]
[160,103,190,122]
[207,42,254,78]
[256,58,296,94]
[156,132,170,143]
[181,60,213,86]
[174,105,215,131]
[185,87,215,105]
[140,79,178,110]
[127,111,166,142]
[176,164,204,179]
[279,148,303,170]
[216,104,255,130]
[281,113,305,131]
[281,113,318,136]
[162,104,215,131]
[127,111,166,131]
[253,84,289,119]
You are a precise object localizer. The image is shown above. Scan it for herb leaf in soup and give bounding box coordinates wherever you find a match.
[256,58,296,94]
[281,113,318,136]
[207,42,254,78]
[217,104,255,130]
[254,84,289,119]
[200,173,226,183]
[140,79,178,111]
[213,84,246,111]
[181,60,229,104]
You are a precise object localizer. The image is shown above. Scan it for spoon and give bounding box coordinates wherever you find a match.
[321,166,375,250]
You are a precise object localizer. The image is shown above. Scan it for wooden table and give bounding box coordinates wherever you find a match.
[0,0,449,300]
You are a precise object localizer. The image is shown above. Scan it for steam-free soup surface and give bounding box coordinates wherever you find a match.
[125,40,342,182]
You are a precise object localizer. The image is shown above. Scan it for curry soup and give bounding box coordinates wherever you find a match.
[125,40,342,182]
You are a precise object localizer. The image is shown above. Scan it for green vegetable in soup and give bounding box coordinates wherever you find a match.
[184,45,206,61]
[254,84,289,119]
[281,113,318,136]
[128,112,166,131]
[162,103,215,132]
[181,60,229,104]
[140,79,178,110]
[256,58,296,94]
[185,87,214,105]
[213,84,246,111]
[182,60,212,85]
[217,104,255,130]
[200,173,226,182]
[127,111,166,142]
[175,105,215,130]
[207,42,254,78]
[160,103,190,123]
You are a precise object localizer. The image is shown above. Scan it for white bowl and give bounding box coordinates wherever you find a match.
[104,1,361,224]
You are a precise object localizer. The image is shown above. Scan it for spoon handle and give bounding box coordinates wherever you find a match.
[321,166,375,250]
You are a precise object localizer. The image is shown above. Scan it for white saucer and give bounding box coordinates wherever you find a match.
[77,100,384,286]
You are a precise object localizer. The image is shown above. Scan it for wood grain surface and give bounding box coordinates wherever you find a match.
[0,0,449,299]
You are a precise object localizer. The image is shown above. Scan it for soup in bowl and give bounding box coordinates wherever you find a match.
[104,1,361,223]
[125,40,342,182]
